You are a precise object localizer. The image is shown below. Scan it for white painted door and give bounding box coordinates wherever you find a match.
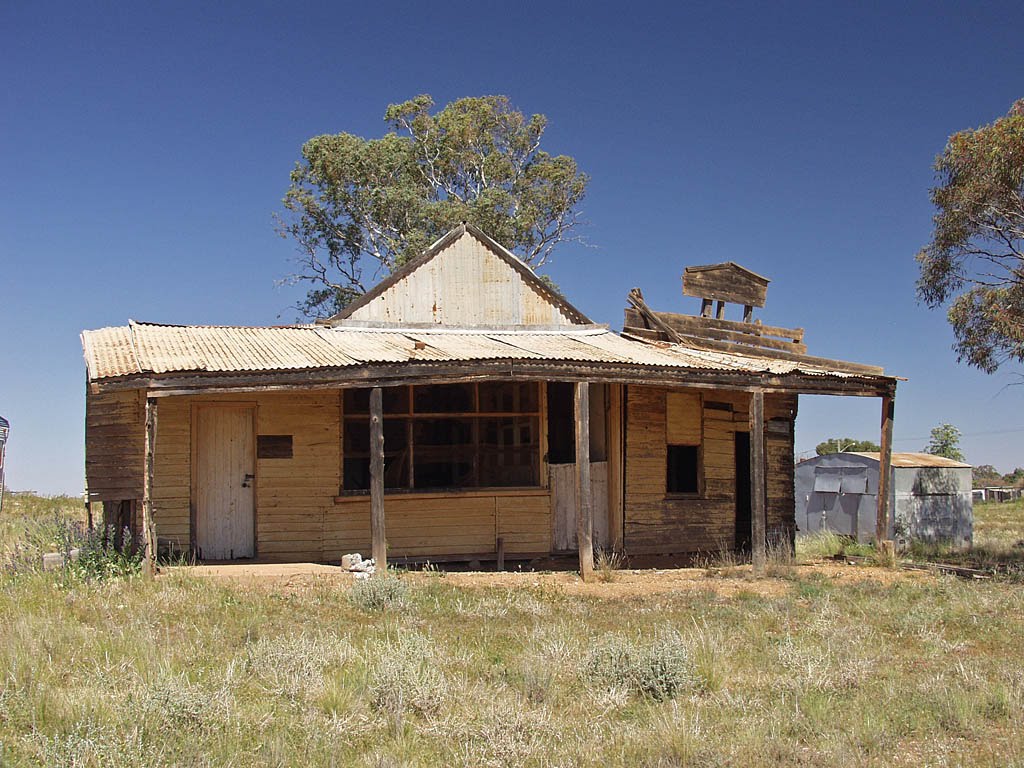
[196,406,255,559]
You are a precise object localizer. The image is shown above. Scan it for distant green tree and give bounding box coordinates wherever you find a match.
[1003,467,1024,487]
[972,464,1004,488]
[916,99,1024,373]
[279,94,589,318]
[924,423,965,462]
[815,438,881,456]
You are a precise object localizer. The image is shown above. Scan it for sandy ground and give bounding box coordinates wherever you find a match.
[169,560,927,598]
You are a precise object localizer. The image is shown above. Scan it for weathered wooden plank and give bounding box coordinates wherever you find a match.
[369,387,387,572]
[142,397,157,578]
[683,263,768,307]
[607,384,624,553]
[625,309,806,352]
[666,391,701,445]
[750,390,766,576]
[636,309,804,343]
[575,382,594,581]
[876,392,895,545]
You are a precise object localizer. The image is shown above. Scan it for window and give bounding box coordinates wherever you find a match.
[343,382,541,492]
[666,391,702,495]
[667,445,700,493]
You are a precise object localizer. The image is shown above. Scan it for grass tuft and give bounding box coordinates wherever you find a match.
[348,573,409,611]
[368,631,448,730]
[595,548,625,582]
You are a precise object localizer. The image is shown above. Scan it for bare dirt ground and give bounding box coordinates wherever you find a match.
[172,559,927,598]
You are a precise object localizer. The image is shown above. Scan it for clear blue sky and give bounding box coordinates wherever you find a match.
[3,1,1023,494]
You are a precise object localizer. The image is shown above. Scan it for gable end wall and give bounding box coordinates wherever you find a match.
[346,235,575,325]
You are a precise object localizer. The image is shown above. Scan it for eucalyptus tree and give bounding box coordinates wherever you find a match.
[917,99,1024,373]
[280,95,589,318]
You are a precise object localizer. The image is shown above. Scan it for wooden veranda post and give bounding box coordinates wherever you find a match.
[875,389,896,546]
[142,396,158,578]
[749,389,766,577]
[369,386,387,572]
[574,382,595,581]
[607,384,625,554]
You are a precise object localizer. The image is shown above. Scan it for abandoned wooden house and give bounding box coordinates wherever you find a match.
[81,223,899,577]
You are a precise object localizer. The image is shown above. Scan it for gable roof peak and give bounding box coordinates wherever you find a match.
[324,223,590,325]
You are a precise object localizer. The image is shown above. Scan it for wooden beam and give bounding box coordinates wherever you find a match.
[142,396,157,578]
[101,359,897,399]
[622,326,878,376]
[627,289,684,343]
[625,308,805,344]
[369,386,387,572]
[876,391,896,545]
[607,383,625,553]
[749,389,766,577]
[574,382,595,581]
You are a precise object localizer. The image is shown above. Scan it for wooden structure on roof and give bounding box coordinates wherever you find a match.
[81,226,899,580]
[683,261,769,321]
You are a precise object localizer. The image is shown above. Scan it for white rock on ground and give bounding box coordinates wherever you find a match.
[341,553,376,575]
[42,553,65,571]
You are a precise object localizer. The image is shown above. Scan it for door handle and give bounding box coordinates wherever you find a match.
[242,473,255,488]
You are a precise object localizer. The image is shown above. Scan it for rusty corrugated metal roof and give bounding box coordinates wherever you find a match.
[850,452,971,469]
[81,320,879,383]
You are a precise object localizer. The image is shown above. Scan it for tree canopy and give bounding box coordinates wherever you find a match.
[916,99,1024,373]
[815,438,881,456]
[279,94,589,318]
[924,423,965,462]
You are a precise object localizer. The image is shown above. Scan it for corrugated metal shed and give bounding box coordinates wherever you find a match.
[795,452,973,547]
[81,321,872,384]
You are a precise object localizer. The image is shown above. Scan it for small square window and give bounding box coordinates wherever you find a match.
[667,445,699,494]
[257,435,293,459]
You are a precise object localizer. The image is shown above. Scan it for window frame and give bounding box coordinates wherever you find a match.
[665,443,703,498]
[664,390,705,499]
[341,382,543,495]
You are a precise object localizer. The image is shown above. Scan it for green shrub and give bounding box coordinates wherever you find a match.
[59,523,143,581]
[348,573,408,611]
[585,630,696,701]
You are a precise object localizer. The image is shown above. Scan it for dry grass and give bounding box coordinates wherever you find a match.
[904,498,1024,580]
[0,495,1023,766]
[594,548,625,582]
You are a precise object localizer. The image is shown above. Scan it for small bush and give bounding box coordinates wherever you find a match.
[141,674,231,728]
[60,523,144,581]
[585,630,696,701]
[244,632,350,699]
[348,573,408,611]
[368,632,447,726]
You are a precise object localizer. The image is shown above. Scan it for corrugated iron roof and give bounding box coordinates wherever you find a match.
[81,320,883,384]
[850,452,972,469]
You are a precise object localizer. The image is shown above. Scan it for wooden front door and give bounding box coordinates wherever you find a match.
[195,406,255,559]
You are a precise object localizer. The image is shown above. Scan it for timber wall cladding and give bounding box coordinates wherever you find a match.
[149,392,340,561]
[345,235,575,326]
[85,389,144,502]
[329,489,551,559]
[623,386,796,554]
